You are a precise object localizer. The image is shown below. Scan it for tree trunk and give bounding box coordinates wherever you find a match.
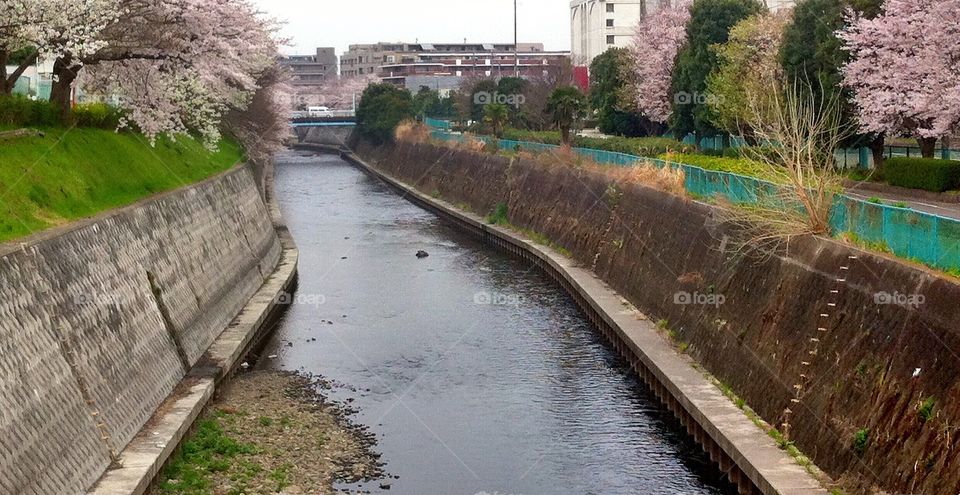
[0,50,8,95]
[0,50,41,96]
[561,126,571,145]
[869,134,886,172]
[918,136,938,158]
[50,56,81,121]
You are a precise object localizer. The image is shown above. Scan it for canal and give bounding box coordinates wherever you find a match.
[259,149,736,494]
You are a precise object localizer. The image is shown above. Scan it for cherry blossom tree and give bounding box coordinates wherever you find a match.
[69,0,282,146]
[839,0,960,157]
[290,74,376,110]
[224,64,291,173]
[0,0,120,95]
[628,0,692,124]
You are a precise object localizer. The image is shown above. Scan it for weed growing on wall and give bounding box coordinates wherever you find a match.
[852,428,870,456]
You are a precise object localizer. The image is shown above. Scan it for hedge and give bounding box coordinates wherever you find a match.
[70,102,125,129]
[0,96,125,129]
[501,128,695,158]
[0,95,60,127]
[659,152,779,182]
[884,157,960,192]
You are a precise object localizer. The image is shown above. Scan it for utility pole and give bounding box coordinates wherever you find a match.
[514,0,520,77]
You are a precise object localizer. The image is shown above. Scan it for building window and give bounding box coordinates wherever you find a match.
[606,35,616,44]
[606,3,614,12]
[606,18,614,27]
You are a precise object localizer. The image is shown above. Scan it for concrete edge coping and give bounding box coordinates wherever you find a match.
[337,148,830,495]
[87,233,300,494]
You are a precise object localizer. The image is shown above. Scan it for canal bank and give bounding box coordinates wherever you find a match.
[0,161,299,495]
[292,144,827,495]
[331,137,960,495]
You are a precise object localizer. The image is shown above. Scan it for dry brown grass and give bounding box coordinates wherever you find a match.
[522,145,687,197]
[603,160,687,197]
[393,120,431,143]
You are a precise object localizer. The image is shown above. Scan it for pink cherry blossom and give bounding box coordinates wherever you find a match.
[629,0,692,124]
[839,0,960,140]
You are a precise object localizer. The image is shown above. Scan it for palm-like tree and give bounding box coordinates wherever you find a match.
[547,86,588,145]
[483,103,510,138]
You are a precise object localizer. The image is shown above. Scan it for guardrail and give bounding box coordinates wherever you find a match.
[428,130,960,272]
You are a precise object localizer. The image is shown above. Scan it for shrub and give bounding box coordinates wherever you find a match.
[884,157,960,192]
[356,83,414,143]
[70,102,124,129]
[0,95,61,127]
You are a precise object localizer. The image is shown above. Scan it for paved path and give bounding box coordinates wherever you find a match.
[845,190,960,221]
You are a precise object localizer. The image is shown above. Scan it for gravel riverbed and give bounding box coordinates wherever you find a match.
[150,371,387,495]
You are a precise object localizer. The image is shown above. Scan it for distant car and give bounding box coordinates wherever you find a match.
[307,106,334,118]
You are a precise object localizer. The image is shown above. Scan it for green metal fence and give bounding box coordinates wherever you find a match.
[429,130,960,272]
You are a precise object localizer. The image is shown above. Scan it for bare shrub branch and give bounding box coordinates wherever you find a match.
[720,80,852,253]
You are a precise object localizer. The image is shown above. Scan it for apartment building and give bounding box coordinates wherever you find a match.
[571,0,794,66]
[280,47,338,85]
[340,42,570,92]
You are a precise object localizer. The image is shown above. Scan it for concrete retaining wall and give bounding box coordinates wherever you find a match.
[348,139,960,495]
[0,164,282,495]
[296,126,354,146]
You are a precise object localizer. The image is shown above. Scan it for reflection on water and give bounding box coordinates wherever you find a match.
[261,150,736,495]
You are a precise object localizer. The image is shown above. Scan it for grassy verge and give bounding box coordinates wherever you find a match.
[0,128,242,243]
[658,152,784,183]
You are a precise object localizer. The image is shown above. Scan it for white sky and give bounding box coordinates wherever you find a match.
[251,0,571,58]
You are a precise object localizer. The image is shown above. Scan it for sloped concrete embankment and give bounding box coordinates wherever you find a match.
[349,139,960,495]
[0,163,298,495]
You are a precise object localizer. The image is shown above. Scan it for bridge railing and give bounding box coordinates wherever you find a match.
[428,130,960,272]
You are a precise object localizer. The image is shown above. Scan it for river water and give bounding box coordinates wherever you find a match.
[260,150,736,495]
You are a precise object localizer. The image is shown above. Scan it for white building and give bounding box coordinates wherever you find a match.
[570,0,795,67]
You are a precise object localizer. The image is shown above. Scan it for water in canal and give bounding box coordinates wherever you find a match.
[260,149,736,495]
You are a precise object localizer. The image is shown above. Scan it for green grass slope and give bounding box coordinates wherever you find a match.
[0,128,243,242]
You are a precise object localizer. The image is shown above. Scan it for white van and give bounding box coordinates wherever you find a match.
[307,106,333,118]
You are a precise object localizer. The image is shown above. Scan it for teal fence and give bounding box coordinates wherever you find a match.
[428,130,960,272]
[424,117,453,130]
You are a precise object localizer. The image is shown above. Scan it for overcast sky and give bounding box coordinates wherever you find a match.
[251,0,571,58]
